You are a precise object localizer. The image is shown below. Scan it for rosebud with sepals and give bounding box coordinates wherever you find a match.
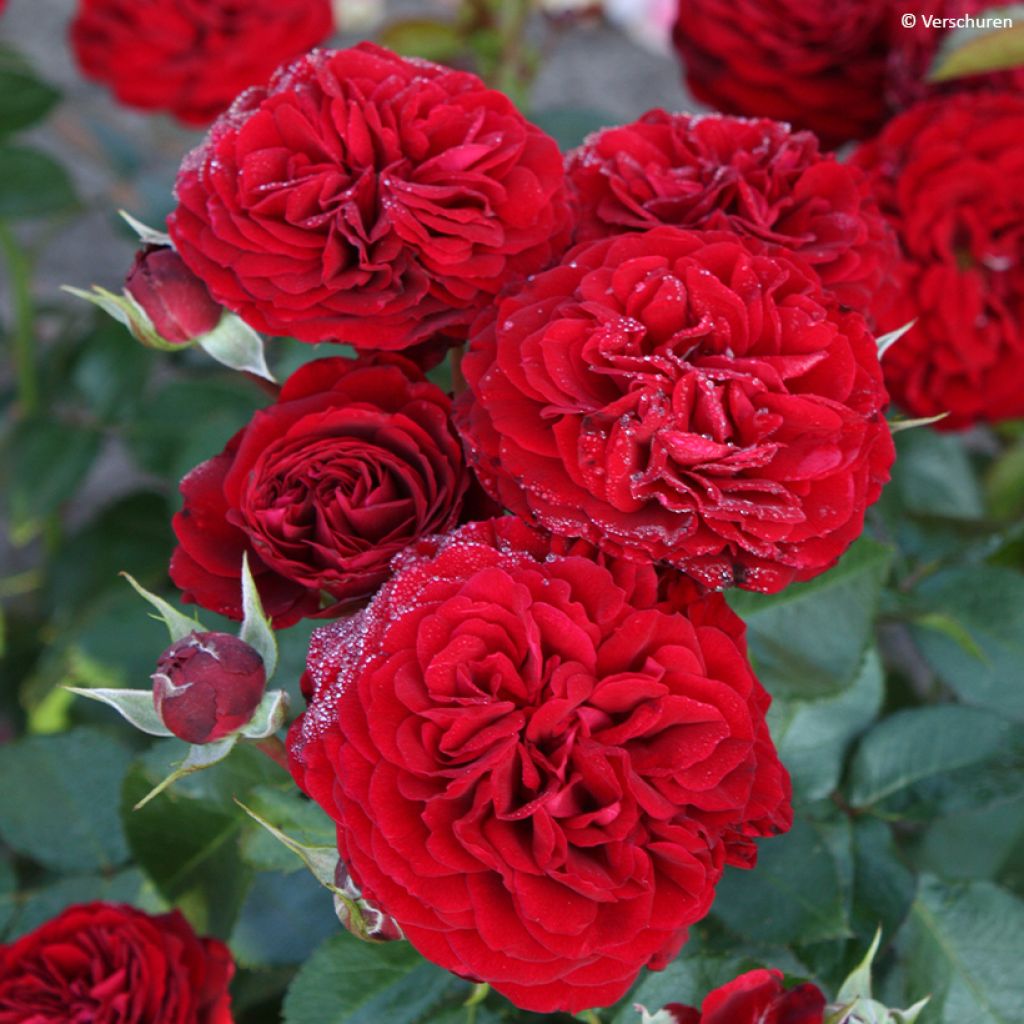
[152,631,267,744]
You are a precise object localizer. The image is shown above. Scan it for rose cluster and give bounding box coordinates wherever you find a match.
[79,28,936,1012]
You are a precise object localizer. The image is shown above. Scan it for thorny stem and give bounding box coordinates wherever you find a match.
[0,220,38,416]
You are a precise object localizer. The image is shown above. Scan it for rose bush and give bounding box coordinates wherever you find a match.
[168,43,571,349]
[853,91,1024,428]
[566,110,897,313]
[70,0,334,125]
[171,355,473,627]
[0,902,234,1023]
[457,227,894,593]
[671,0,889,148]
[288,516,792,1013]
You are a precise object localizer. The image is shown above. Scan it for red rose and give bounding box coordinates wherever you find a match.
[886,1,1024,111]
[169,43,571,349]
[0,902,234,1024]
[566,110,897,313]
[70,0,334,126]
[171,356,473,627]
[653,969,826,1024]
[125,245,223,345]
[457,227,894,594]
[153,631,267,743]
[852,92,1024,428]
[671,0,889,148]
[288,517,792,1013]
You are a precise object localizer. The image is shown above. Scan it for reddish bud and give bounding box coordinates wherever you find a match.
[125,245,222,345]
[153,631,266,743]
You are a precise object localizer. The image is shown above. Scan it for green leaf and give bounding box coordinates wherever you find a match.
[891,429,985,521]
[712,814,851,945]
[916,797,1024,890]
[898,877,1024,1023]
[929,7,1024,80]
[848,706,1024,820]
[728,539,893,699]
[283,931,463,1024]
[0,145,77,218]
[850,818,916,944]
[0,64,60,136]
[3,417,101,541]
[122,760,252,938]
[768,648,884,802]
[910,567,1024,721]
[231,869,340,967]
[0,728,131,872]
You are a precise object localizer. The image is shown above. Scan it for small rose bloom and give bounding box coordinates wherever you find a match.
[672,0,890,148]
[125,245,223,345]
[0,902,234,1024]
[649,969,826,1024]
[70,0,335,126]
[153,630,266,743]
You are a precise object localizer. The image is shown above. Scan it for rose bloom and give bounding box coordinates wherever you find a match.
[169,43,571,349]
[0,902,233,1024]
[671,0,889,149]
[70,0,334,126]
[288,517,792,1013]
[457,227,894,594]
[852,92,1024,428]
[171,356,472,628]
[566,110,897,313]
[644,969,826,1024]
[886,1,1024,111]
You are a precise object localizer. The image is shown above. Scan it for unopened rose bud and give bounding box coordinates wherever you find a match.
[152,631,266,744]
[125,245,222,346]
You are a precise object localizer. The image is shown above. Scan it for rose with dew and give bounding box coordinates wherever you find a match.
[288,517,792,1013]
[457,226,894,594]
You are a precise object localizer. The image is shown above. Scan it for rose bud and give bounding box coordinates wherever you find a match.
[125,245,223,346]
[152,631,266,744]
